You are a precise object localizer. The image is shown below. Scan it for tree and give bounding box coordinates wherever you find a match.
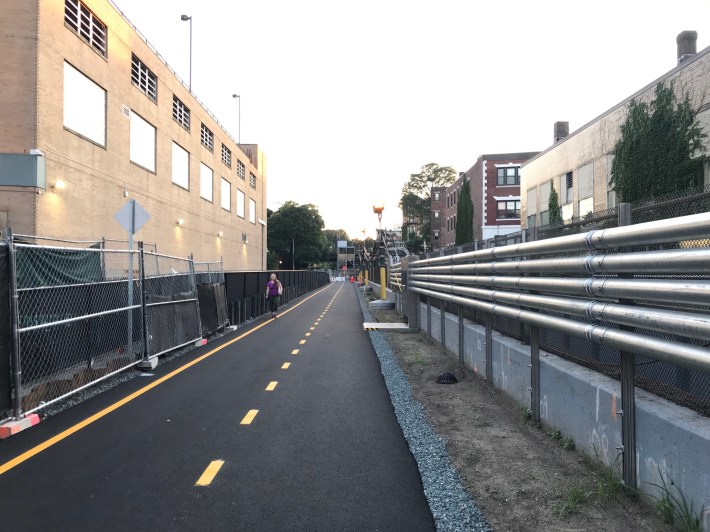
[267,201,325,269]
[548,185,562,224]
[611,82,706,203]
[399,163,457,247]
[455,177,473,245]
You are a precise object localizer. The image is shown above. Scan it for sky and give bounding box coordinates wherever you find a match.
[111,0,709,240]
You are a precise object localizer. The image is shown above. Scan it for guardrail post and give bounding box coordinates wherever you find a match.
[440,300,446,348]
[427,296,432,337]
[458,306,464,364]
[485,313,493,380]
[618,202,637,489]
[530,325,540,422]
[7,230,22,418]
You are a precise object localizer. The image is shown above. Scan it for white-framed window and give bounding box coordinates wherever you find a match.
[200,163,213,202]
[129,111,156,172]
[173,95,190,130]
[131,54,157,102]
[221,178,231,211]
[434,211,439,219]
[236,189,245,218]
[249,172,257,189]
[63,62,106,146]
[496,200,520,219]
[249,198,256,223]
[237,160,245,179]
[434,191,440,201]
[171,142,189,189]
[434,230,439,240]
[578,162,594,216]
[64,0,107,57]
[201,123,214,151]
[221,144,231,167]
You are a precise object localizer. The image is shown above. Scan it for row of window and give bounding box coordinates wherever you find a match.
[496,200,521,220]
[64,61,257,223]
[65,0,255,187]
[496,166,520,186]
[447,215,457,232]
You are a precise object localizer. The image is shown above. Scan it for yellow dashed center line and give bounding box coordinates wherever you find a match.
[195,460,224,486]
[265,381,278,391]
[310,327,315,331]
[291,349,299,355]
[240,410,259,425]
[299,339,306,345]
[282,362,291,369]
[305,333,311,337]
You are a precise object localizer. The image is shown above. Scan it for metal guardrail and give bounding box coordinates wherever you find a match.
[408,209,710,488]
[389,263,403,292]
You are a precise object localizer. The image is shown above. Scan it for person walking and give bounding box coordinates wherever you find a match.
[266,273,282,318]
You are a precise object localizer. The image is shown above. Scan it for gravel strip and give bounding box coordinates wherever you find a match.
[357,286,491,532]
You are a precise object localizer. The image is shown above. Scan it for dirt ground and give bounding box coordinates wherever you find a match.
[370,308,673,532]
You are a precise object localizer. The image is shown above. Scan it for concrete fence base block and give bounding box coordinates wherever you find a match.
[195,339,208,347]
[0,414,40,439]
[369,301,395,310]
[137,358,158,371]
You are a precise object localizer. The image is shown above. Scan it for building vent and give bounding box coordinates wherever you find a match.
[122,105,131,118]
[677,30,698,64]
[241,233,248,244]
[554,121,569,143]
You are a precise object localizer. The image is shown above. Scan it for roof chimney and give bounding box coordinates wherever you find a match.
[677,30,697,64]
[554,121,569,143]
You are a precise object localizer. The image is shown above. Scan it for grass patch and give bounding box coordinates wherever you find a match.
[647,468,705,531]
[555,486,589,517]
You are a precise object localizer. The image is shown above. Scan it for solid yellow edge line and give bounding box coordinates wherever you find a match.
[240,409,259,425]
[195,459,225,486]
[0,283,333,476]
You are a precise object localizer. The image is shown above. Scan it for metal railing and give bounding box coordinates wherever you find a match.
[408,209,710,487]
[389,263,403,292]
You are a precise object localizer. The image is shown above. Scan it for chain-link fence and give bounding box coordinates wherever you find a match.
[2,240,208,421]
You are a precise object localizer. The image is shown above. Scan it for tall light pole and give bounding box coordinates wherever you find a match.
[372,203,386,300]
[291,235,295,270]
[180,15,192,91]
[232,94,241,144]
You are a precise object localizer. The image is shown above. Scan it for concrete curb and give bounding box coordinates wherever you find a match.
[0,414,40,439]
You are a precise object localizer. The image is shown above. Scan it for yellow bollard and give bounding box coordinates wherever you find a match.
[380,267,386,300]
[365,270,369,286]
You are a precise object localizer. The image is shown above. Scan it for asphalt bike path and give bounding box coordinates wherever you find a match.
[0,283,434,531]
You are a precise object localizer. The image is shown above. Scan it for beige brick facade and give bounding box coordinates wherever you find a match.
[0,0,267,270]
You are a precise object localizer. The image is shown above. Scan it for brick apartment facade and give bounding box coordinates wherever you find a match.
[0,0,267,270]
[429,186,446,249]
[464,152,538,242]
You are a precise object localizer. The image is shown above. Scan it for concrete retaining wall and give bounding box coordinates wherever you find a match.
[419,302,710,528]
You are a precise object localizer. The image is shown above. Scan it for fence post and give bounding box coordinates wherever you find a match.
[137,242,156,370]
[485,313,493,381]
[458,306,464,365]
[618,202,637,489]
[440,300,446,348]
[189,253,203,338]
[7,230,23,418]
[530,325,540,422]
[427,296,432,337]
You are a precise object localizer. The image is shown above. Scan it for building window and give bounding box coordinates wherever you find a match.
[221,144,231,167]
[249,198,256,224]
[200,163,213,202]
[564,171,574,203]
[497,167,520,186]
[237,189,245,218]
[237,160,246,180]
[527,214,537,228]
[63,62,106,146]
[221,178,231,211]
[434,191,440,201]
[171,142,189,189]
[129,111,156,172]
[200,123,214,151]
[434,211,439,219]
[131,54,157,102]
[496,200,521,219]
[249,172,257,189]
[434,230,439,241]
[64,0,107,57]
[173,96,190,130]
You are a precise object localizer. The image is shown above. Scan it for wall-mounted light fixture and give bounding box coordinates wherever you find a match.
[218,230,224,237]
[241,233,248,244]
[176,218,184,227]
[51,180,66,191]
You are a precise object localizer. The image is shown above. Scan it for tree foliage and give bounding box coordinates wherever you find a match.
[399,163,457,247]
[267,201,325,269]
[610,82,706,203]
[455,177,473,245]
[548,185,562,224]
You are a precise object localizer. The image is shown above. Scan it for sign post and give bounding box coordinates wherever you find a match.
[114,200,151,368]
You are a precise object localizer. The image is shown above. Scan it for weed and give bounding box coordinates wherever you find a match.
[549,429,562,441]
[521,407,533,422]
[554,486,589,517]
[590,452,627,503]
[560,436,576,451]
[647,468,705,531]
[412,352,426,365]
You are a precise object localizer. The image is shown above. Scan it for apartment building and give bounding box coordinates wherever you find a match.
[522,31,710,228]
[429,186,446,249]
[0,0,266,270]
[462,152,539,241]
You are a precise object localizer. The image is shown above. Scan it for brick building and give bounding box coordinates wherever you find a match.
[0,0,267,270]
[463,152,538,241]
[429,186,446,249]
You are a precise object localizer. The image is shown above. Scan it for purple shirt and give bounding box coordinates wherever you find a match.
[267,280,280,297]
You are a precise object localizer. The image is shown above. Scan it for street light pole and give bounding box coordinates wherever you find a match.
[292,235,295,270]
[232,94,241,144]
[180,15,192,91]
